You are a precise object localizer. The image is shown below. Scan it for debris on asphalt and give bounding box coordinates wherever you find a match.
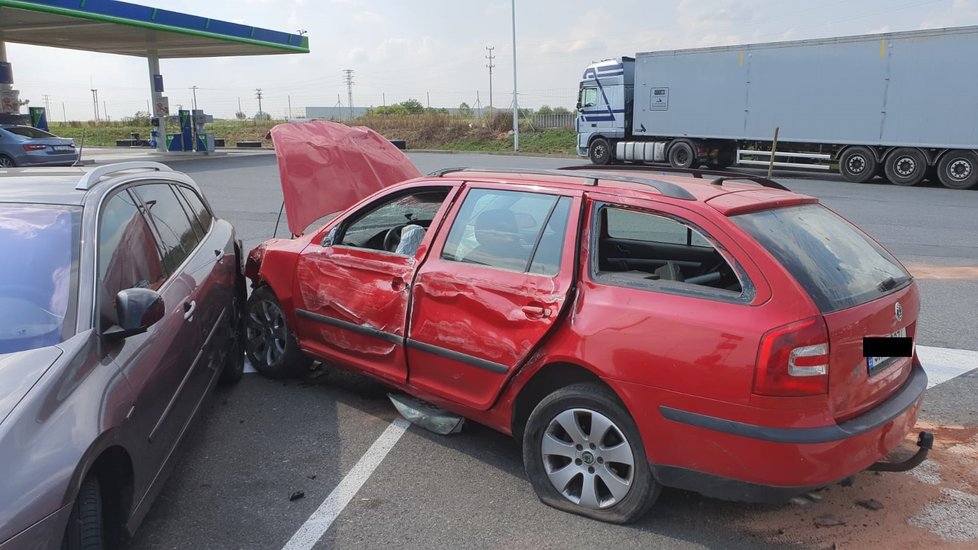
[856,499,883,511]
[814,514,846,528]
[909,488,978,542]
[307,474,317,480]
[289,490,305,501]
[789,497,810,506]
[908,459,942,485]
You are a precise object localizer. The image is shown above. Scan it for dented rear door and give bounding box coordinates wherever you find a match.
[406,185,582,410]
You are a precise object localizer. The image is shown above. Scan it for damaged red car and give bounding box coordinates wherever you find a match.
[244,122,931,523]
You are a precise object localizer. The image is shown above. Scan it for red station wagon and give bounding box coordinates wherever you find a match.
[244,123,931,524]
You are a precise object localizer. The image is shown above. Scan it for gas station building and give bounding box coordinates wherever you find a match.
[0,0,308,152]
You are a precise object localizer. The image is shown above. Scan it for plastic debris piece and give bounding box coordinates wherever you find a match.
[856,498,884,511]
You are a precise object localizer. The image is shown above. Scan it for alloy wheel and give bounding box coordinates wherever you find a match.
[541,408,635,509]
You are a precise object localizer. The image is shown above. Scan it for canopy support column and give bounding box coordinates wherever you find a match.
[148,52,167,152]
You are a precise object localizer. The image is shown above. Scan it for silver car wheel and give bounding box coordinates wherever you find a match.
[246,296,288,367]
[541,408,635,510]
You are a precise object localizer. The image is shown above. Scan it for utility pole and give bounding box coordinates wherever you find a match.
[237,96,242,116]
[475,90,482,119]
[343,69,354,120]
[90,88,99,123]
[103,100,108,122]
[62,101,66,123]
[255,88,263,120]
[426,91,430,109]
[190,85,198,111]
[42,94,51,113]
[287,95,292,119]
[485,46,495,116]
[511,0,520,151]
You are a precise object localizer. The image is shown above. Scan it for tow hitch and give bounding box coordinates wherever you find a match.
[868,431,934,472]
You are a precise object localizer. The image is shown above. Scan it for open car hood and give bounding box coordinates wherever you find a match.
[270,121,422,236]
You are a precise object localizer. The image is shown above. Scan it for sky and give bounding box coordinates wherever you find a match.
[4,0,978,121]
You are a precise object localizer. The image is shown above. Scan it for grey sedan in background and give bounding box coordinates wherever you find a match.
[0,125,78,167]
[0,162,245,549]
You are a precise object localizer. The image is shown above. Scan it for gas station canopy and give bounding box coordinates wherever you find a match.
[0,0,309,57]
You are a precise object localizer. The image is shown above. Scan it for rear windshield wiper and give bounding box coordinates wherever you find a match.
[878,275,911,292]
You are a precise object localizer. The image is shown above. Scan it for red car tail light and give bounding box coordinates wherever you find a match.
[753,316,830,396]
[23,144,47,151]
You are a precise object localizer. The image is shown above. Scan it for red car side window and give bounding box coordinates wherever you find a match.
[594,205,745,296]
[441,189,571,275]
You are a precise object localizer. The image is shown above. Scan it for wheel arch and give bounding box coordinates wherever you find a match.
[836,144,883,164]
[511,361,629,444]
[883,146,936,166]
[64,443,135,546]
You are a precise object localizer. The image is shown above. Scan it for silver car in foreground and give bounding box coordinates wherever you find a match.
[0,162,245,549]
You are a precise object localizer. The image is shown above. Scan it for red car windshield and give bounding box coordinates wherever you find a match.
[0,204,81,354]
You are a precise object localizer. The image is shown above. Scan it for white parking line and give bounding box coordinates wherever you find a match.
[281,418,410,550]
[917,345,978,388]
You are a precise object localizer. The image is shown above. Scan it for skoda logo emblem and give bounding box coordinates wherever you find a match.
[895,302,903,322]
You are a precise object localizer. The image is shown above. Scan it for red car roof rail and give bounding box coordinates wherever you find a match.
[429,167,697,201]
[557,164,790,191]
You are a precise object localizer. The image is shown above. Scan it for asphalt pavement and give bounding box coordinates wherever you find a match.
[76,147,978,549]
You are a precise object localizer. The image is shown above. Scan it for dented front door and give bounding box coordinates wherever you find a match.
[291,184,458,384]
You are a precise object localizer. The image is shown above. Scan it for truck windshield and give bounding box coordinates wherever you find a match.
[733,204,910,313]
[0,204,81,354]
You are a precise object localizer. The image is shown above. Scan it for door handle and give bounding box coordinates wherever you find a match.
[522,305,551,319]
[183,300,197,320]
[215,249,224,264]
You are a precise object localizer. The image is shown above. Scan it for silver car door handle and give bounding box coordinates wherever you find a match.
[183,300,197,320]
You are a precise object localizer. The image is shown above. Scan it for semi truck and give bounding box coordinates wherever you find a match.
[576,26,978,189]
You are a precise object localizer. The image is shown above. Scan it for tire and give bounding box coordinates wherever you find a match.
[839,146,878,183]
[218,279,246,386]
[936,150,978,189]
[884,148,927,186]
[0,155,15,168]
[522,383,659,524]
[588,138,612,165]
[62,475,105,550]
[668,141,696,169]
[244,286,311,379]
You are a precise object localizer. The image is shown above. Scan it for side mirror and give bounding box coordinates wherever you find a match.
[321,227,338,247]
[103,288,165,339]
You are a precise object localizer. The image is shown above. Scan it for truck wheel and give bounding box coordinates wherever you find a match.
[839,146,877,183]
[522,383,659,524]
[936,150,978,189]
[588,138,612,165]
[884,148,927,186]
[668,141,696,169]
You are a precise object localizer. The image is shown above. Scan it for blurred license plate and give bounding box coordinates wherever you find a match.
[52,145,74,152]
[866,327,908,372]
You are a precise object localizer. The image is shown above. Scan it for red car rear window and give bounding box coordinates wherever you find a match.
[733,204,910,313]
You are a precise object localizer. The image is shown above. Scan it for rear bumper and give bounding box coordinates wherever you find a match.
[639,364,927,495]
[17,150,78,166]
[660,362,928,444]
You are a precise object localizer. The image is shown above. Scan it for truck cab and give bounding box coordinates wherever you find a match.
[576,57,633,163]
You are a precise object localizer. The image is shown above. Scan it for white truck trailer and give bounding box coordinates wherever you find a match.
[576,26,978,189]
